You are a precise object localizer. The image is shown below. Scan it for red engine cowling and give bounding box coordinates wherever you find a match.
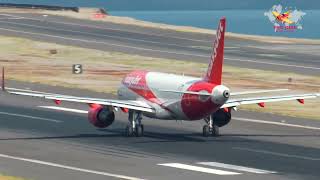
[88,105,115,128]
[211,109,231,127]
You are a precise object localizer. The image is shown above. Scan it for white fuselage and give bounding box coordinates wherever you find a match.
[118,71,230,120]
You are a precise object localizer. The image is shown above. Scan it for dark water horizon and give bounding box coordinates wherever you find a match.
[2,0,319,39]
[111,10,319,39]
[3,0,320,10]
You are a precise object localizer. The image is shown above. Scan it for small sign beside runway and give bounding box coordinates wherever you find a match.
[72,64,83,74]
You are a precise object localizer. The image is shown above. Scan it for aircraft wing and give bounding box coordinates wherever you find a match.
[222,93,319,108]
[8,90,155,113]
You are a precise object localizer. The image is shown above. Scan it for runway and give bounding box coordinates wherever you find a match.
[0,81,319,180]
[0,11,319,180]
[0,13,319,75]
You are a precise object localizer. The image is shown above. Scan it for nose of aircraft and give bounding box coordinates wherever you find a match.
[211,85,230,105]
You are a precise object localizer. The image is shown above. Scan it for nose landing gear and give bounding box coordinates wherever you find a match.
[203,116,219,137]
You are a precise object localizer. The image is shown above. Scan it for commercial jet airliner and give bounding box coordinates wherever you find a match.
[4,18,319,137]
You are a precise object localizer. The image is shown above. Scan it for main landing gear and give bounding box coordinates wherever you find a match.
[202,115,219,137]
[125,110,144,137]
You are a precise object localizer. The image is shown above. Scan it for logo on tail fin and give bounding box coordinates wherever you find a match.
[213,22,224,60]
[204,17,226,85]
[207,22,224,78]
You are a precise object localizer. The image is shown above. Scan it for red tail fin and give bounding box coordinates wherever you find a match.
[204,17,226,85]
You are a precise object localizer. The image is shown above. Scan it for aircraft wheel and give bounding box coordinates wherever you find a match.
[202,125,210,137]
[135,124,144,137]
[211,124,220,137]
[125,125,134,137]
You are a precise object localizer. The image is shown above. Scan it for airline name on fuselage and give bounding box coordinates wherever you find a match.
[123,76,143,89]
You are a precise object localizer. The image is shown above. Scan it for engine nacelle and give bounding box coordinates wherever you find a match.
[88,105,115,128]
[211,109,231,127]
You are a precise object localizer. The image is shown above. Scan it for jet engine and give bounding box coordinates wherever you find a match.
[211,109,231,127]
[88,105,115,128]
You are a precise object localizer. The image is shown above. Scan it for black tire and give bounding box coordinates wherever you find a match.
[135,125,144,137]
[202,125,210,137]
[125,125,134,137]
[211,124,220,137]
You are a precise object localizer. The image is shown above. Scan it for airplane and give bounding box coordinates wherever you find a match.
[272,11,294,24]
[3,17,319,137]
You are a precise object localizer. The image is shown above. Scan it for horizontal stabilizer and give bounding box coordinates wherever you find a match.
[159,89,211,96]
[231,89,289,96]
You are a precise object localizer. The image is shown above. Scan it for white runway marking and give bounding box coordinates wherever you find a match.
[197,162,276,174]
[37,106,320,130]
[1,13,211,43]
[0,18,22,20]
[0,111,62,123]
[233,147,320,161]
[225,57,320,70]
[0,27,207,58]
[0,14,24,19]
[0,153,144,180]
[0,20,196,49]
[39,106,88,114]
[233,117,320,130]
[158,163,241,175]
[257,53,285,57]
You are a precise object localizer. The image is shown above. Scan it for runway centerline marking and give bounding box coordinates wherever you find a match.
[0,153,144,180]
[37,107,320,130]
[39,106,88,114]
[158,163,241,175]
[197,162,277,174]
[233,147,320,161]
[0,26,318,71]
[233,117,320,130]
[0,111,62,123]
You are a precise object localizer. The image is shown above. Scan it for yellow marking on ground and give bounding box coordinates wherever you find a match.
[0,174,29,180]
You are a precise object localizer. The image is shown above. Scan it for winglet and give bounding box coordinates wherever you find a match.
[204,17,226,85]
[1,67,5,92]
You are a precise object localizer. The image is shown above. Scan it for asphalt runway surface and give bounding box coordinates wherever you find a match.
[0,81,319,180]
[0,13,319,75]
